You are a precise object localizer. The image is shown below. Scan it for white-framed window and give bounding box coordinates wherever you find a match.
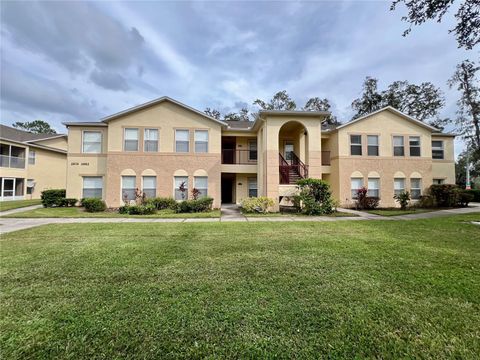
[124,128,139,151]
[144,129,158,152]
[122,176,136,201]
[248,177,258,197]
[175,129,190,153]
[433,178,445,185]
[82,131,102,153]
[410,178,422,199]
[194,130,208,153]
[82,176,103,198]
[367,135,379,156]
[432,140,444,159]
[28,150,36,165]
[174,176,188,200]
[248,140,257,161]
[394,178,405,196]
[393,136,405,156]
[194,176,208,198]
[142,176,156,199]
[26,178,35,195]
[367,178,380,198]
[351,178,363,199]
[409,136,421,157]
[350,135,362,156]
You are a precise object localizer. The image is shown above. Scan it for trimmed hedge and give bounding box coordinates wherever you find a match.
[175,197,213,213]
[81,198,106,212]
[119,204,156,215]
[241,197,275,213]
[41,189,66,207]
[464,189,480,202]
[146,197,177,210]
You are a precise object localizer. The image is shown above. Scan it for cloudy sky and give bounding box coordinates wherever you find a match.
[0,1,475,154]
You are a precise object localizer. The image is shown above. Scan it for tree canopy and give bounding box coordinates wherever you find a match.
[12,120,56,134]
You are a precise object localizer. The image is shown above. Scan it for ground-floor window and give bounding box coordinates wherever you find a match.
[26,179,35,195]
[248,177,257,197]
[82,176,103,198]
[433,178,445,185]
[394,178,405,196]
[122,176,136,201]
[367,178,380,198]
[351,178,363,199]
[142,176,156,199]
[1,177,24,199]
[410,178,422,199]
[194,176,208,198]
[174,176,188,200]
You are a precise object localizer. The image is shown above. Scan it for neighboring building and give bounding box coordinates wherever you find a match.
[0,125,68,201]
[63,97,456,209]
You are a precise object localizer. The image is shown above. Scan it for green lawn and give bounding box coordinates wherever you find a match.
[1,214,480,359]
[366,208,435,216]
[3,207,220,218]
[0,199,41,212]
[244,211,357,217]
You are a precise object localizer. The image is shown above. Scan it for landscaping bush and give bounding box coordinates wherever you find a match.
[292,179,334,215]
[458,191,475,207]
[60,198,78,207]
[393,191,411,210]
[355,187,379,210]
[82,198,106,213]
[416,195,435,208]
[429,184,460,207]
[464,189,480,202]
[41,189,66,207]
[119,204,156,215]
[147,197,177,210]
[241,197,275,213]
[175,197,214,213]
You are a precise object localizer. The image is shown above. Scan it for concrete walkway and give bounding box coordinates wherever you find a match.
[0,204,43,216]
[0,204,479,235]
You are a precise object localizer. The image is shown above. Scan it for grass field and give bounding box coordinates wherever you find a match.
[243,211,356,217]
[0,199,41,212]
[1,213,480,358]
[365,208,434,216]
[3,207,220,218]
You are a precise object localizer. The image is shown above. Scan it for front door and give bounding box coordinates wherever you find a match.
[284,142,294,162]
[221,177,233,203]
[2,178,15,200]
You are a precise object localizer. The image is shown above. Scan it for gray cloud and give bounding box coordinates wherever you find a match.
[90,69,129,91]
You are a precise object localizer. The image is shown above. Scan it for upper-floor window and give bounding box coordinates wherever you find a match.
[248,140,258,161]
[124,128,139,151]
[82,131,102,153]
[367,135,379,156]
[144,129,158,152]
[175,129,189,153]
[350,135,362,156]
[28,150,36,165]
[393,136,405,156]
[409,136,421,157]
[195,130,208,153]
[432,140,444,159]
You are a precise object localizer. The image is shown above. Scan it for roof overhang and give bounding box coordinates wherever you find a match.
[62,122,108,127]
[0,137,67,154]
[259,110,330,118]
[25,134,67,142]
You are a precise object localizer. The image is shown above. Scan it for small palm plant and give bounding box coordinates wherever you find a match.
[394,191,411,210]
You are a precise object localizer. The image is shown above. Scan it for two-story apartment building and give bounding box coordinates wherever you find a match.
[63,97,455,209]
[0,125,68,201]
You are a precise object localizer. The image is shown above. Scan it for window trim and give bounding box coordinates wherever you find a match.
[142,175,157,198]
[393,135,405,157]
[248,139,258,162]
[123,128,139,152]
[121,175,137,202]
[367,177,380,198]
[410,178,422,199]
[194,129,209,153]
[175,129,190,153]
[82,130,102,154]
[248,177,258,198]
[350,134,362,156]
[432,140,444,160]
[82,176,103,199]
[409,136,421,157]
[394,177,406,196]
[174,175,189,200]
[350,177,363,199]
[367,135,379,156]
[28,150,36,165]
[194,176,208,198]
[143,128,159,153]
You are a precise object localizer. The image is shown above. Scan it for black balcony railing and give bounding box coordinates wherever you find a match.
[222,149,258,164]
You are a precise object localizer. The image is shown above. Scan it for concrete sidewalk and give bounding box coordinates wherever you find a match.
[0,204,43,216]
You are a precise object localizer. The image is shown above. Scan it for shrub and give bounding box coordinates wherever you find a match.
[293,178,334,215]
[175,197,214,213]
[355,187,379,210]
[241,197,275,213]
[147,197,177,210]
[458,191,474,207]
[416,195,435,208]
[429,184,460,207]
[393,191,411,210]
[41,189,66,207]
[82,198,106,212]
[464,189,480,202]
[119,204,156,215]
[60,198,78,207]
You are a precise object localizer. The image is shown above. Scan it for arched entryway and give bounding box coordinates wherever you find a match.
[278,121,309,184]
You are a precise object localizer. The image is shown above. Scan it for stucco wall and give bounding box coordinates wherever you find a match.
[34,137,68,151]
[28,148,67,198]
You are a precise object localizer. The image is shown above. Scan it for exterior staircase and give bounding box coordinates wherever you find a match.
[279,152,308,184]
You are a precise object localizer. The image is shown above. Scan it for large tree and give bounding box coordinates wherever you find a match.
[351,77,445,124]
[391,0,480,50]
[448,59,480,149]
[12,120,56,134]
[455,147,480,188]
[303,97,340,125]
[253,90,296,111]
[204,108,221,120]
[223,108,250,122]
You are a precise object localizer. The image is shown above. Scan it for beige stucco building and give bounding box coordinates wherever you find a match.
[63,97,456,209]
[0,125,68,201]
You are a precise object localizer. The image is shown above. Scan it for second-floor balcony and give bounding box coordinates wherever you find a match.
[0,155,26,169]
[222,149,258,165]
[322,151,331,166]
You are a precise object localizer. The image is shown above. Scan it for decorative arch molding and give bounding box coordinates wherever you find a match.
[141,169,157,176]
[173,169,188,177]
[393,171,406,178]
[410,171,422,178]
[351,170,363,178]
[368,171,380,178]
[120,168,136,176]
[193,169,208,177]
